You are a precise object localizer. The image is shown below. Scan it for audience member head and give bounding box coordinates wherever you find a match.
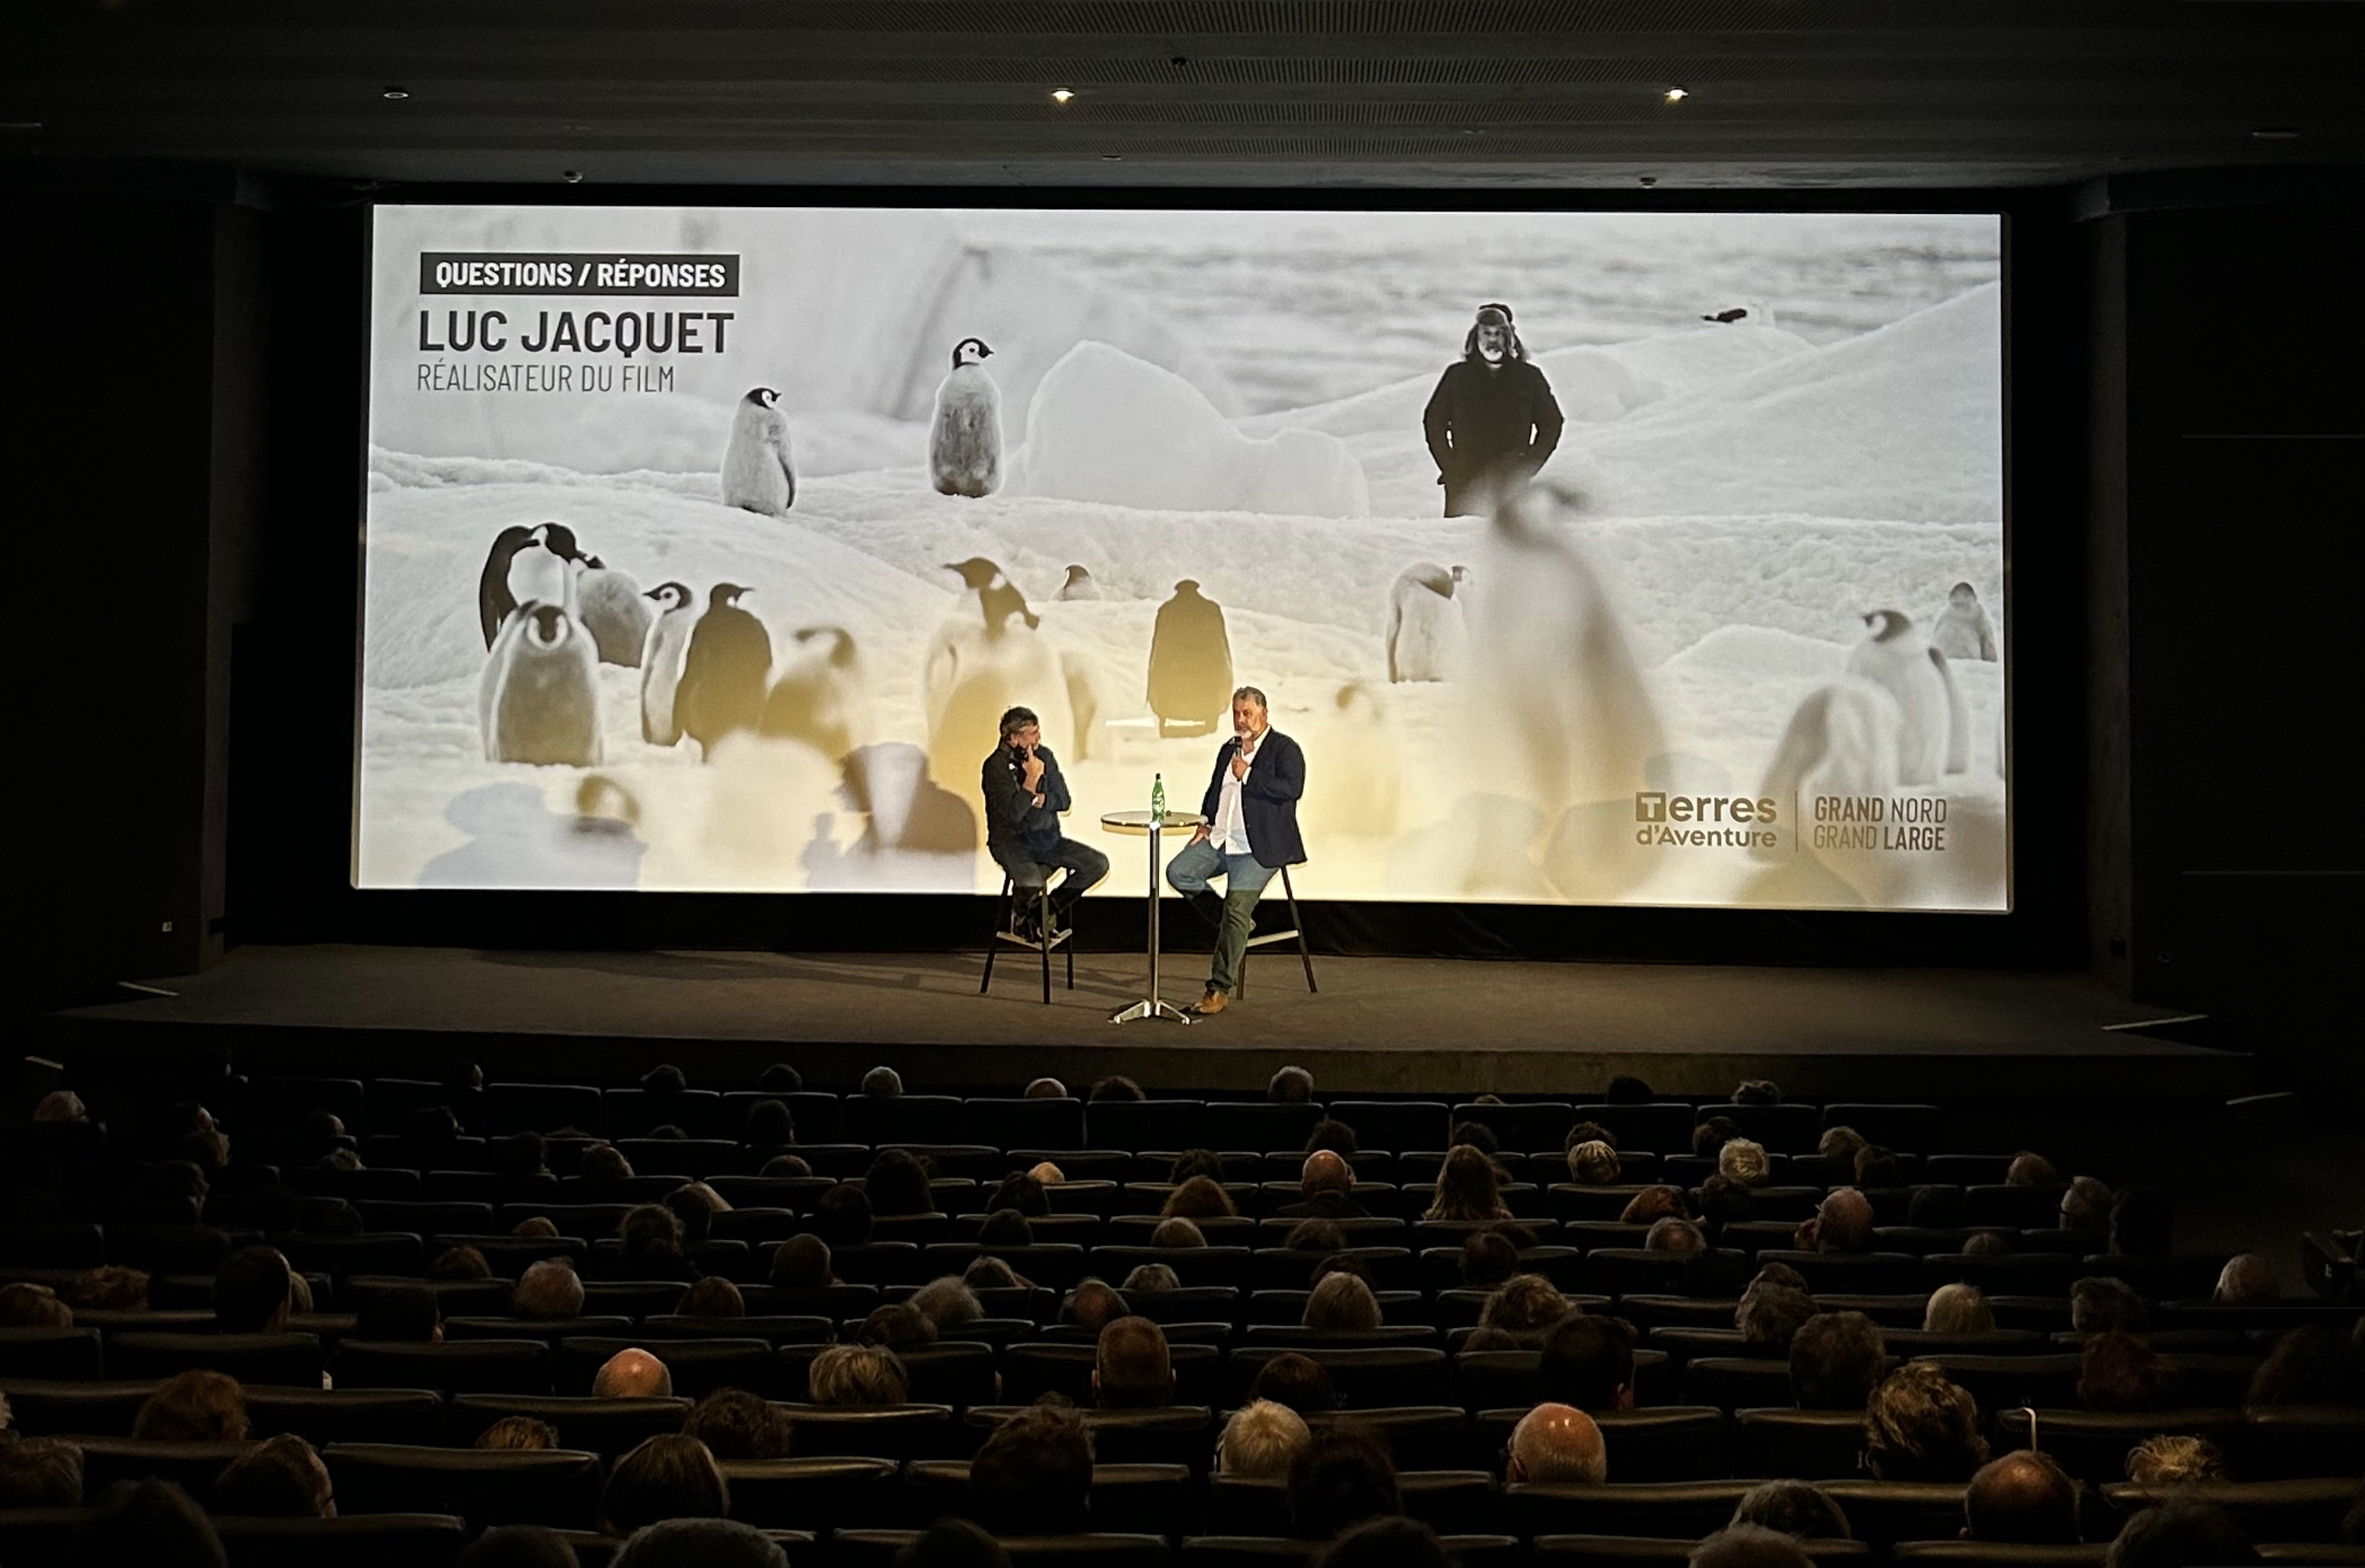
[593,1347,675,1399]
[809,1344,909,1406]
[1288,1426,1400,1539]
[683,1388,790,1461]
[579,1144,634,1185]
[2006,1150,2060,1187]
[135,1370,248,1442]
[1305,1118,1358,1156]
[0,1282,71,1328]
[1122,1263,1179,1294]
[1022,1076,1066,1100]
[1427,1144,1508,1221]
[1508,1403,1606,1483]
[1304,1272,1382,1332]
[74,1478,227,1568]
[1698,1173,1756,1231]
[515,1260,586,1320]
[1565,1140,1621,1185]
[1094,1315,1175,1408]
[494,1132,549,1177]
[810,1183,874,1245]
[978,1208,1032,1248]
[1734,1079,1784,1105]
[1731,1480,1851,1540]
[1168,1148,1226,1185]
[1029,1161,1064,1186]
[1151,1218,1206,1249]
[860,1302,937,1352]
[966,1256,1024,1291]
[1864,1363,1988,1481]
[2070,1276,2149,1335]
[1220,1398,1313,1477]
[1619,1185,1690,1225]
[1647,1216,1708,1254]
[759,1062,803,1095]
[1088,1075,1144,1103]
[1964,1450,2080,1543]
[760,1154,811,1178]
[2059,1176,2113,1237]
[1924,1283,1995,1335]
[1301,1150,1357,1198]
[1790,1311,1887,1410]
[1480,1273,1572,1337]
[1448,1119,1500,1156]
[357,1283,441,1341]
[742,1099,794,1149]
[34,1089,88,1124]
[770,1234,834,1288]
[2213,1254,2280,1305]
[212,1246,293,1333]
[891,1521,1006,1568]
[63,1265,149,1311]
[1853,1144,1903,1189]
[864,1148,935,1218]
[1689,1525,1814,1568]
[1538,1313,1638,1412]
[1251,1351,1339,1415]
[988,1171,1047,1216]
[1062,1278,1129,1332]
[0,1438,83,1508]
[1718,1138,1771,1189]
[1817,1127,1867,1163]
[2079,1330,2180,1412]
[968,1401,1094,1536]
[2105,1497,2258,1568]
[1800,1188,1875,1254]
[1963,1230,2012,1256]
[2247,1325,2364,1406]
[1907,1185,1965,1229]
[2126,1434,2224,1485]
[512,1216,562,1240]
[1289,1219,1347,1255]
[1605,1075,1653,1105]
[1460,1230,1521,1288]
[602,1433,727,1535]
[1269,1065,1315,1104]
[1162,1174,1237,1219]
[1318,1517,1451,1568]
[476,1416,558,1450]
[1738,1283,1815,1351]
[679,1277,745,1319]
[2109,1187,2173,1255]
[210,1433,332,1519]
[1692,1115,1743,1159]
[910,1276,982,1333]
[860,1065,903,1097]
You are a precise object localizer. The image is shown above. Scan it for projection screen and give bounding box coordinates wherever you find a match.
[361,204,2008,911]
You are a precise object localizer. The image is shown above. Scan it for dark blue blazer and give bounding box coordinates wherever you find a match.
[1197,728,1307,868]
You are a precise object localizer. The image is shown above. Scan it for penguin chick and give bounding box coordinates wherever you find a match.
[721,387,796,516]
[762,625,866,763]
[1843,609,1970,784]
[929,337,1003,499]
[1056,564,1101,602]
[1929,580,1999,662]
[481,602,603,767]
[675,583,775,761]
[638,580,695,746]
[1385,560,1470,683]
[576,556,653,667]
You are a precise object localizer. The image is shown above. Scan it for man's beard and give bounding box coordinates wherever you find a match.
[1479,345,1505,364]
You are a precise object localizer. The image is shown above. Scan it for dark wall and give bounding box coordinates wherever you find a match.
[2097,201,2362,1088]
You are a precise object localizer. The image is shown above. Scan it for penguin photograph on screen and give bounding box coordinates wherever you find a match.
[478,525,537,648]
[1845,609,1970,785]
[1146,578,1233,736]
[721,387,796,516]
[574,552,652,667]
[922,556,1070,790]
[675,583,775,761]
[505,522,583,619]
[762,625,867,764]
[638,580,695,746]
[1055,564,1101,602]
[929,337,1002,499]
[1930,581,1999,662]
[1385,561,1470,683]
[480,602,603,767]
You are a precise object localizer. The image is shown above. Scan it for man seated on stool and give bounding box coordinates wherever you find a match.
[983,705,1108,941]
[1166,684,1306,1017]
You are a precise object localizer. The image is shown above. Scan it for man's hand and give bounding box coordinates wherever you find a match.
[1020,751,1046,791]
[1188,824,1211,845]
[1230,750,1252,781]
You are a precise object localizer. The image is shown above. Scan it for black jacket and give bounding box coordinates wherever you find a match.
[1197,729,1307,869]
[982,742,1073,856]
[1423,357,1564,487]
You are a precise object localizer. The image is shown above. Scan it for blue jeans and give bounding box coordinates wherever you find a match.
[1165,838,1278,995]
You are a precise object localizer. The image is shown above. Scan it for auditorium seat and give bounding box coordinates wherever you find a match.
[1300,1407,1471,1473]
[487,1083,606,1138]
[907,1460,1193,1536]
[829,1241,932,1287]
[1924,1254,2085,1295]
[900,1341,1006,1408]
[1241,1325,1438,1351]
[711,1175,836,1210]
[1328,1101,1451,1153]
[0,1377,157,1437]
[1889,1546,2106,1568]
[0,1507,96,1568]
[1450,1101,1577,1152]
[1471,1407,1728,1482]
[0,1226,106,1271]
[448,1392,691,1451]
[244,1075,367,1131]
[281,1233,427,1278]
[613,1137,741,1177]
[369,1079,486,1138]
[1251,1246,1418,1293]
[245,1385,447,1447]
[603,1087,728,1139]
[553,1335,787,1398]
[1569,1104,1698,1157]
[2239,1406,2365,1481]
[335,1337,551,1396]
[1752,1250,1923,1294]
[1087,1102,1205,1151]
[1704,1103,1823,1155]
[1531,1538,1870,1568]
[1090,1246,1251,1290]
[1820,1482,1970,1548]
[325,1441,603,1530]
[1508,1481,1758,1539]
[72,1435,255,1495]
[969,1404,1216,1471]
[358,1200,498,1236]
[1225,1346,1450,1407]
[1681,1358,1799,1414]
[2101,1479,2361,1543]
[0,1329,104,1381]
[1182,1537,1319,1568]
[212,1512,467,1568]
[1883,1329,2050,1358]
[964,1097,1087,1151]
[841,1094,967,1146]
[1003,1340,1221,1407]
[717,1455,901,1530]
[1616,1297,1745,1333]
[1912,1353,2082,1414]
[642,1312,837,1345]
[1989,1406,2239,1484]
[1733,1408,1869,1479]
[296,1166,423,1202]
[776,1401,959,1460]
[1208,1476,1293,1536]
[1584,1250,1750,1300]
[107,1331,323,1386]
[837,1531,1171,1568]
[445,1315,637,1346]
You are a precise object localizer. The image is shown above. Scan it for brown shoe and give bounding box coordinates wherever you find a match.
[1185,989,1228,1016]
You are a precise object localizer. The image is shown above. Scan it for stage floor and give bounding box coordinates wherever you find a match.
[43,943,2247,1102]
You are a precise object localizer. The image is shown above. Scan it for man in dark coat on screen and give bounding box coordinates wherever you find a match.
[1164,685,1305,1017]
[983,705,1108,939]
[1423,302,1565,516]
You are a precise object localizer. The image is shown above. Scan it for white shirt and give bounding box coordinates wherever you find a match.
[1213,730,1262,855]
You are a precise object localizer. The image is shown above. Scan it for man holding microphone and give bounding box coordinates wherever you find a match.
[1164,685,1307,1017]
[983,705,1107,941]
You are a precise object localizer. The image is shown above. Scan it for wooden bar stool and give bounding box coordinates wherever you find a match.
[1237,862,1316,997]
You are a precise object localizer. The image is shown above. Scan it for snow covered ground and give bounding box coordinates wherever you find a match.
[361,208,2007,910]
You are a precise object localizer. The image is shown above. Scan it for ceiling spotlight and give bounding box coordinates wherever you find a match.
[1639,176,1658,187]
[1051,88,1075,105]
[382,86,410,101]
[561,170,585,184]
[2249,126,2302,140]
[1100,153,1123,161]
[1664,86,1688,104]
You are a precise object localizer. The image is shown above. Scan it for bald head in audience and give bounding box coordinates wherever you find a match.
[593,1347,673,1398]
[2213,1254,2280,1305]
[1508,1403,1606,1483]
[1301,1150,1355,1197]
[1798,1188,1875,1254]
[1965,1450,2081,1543]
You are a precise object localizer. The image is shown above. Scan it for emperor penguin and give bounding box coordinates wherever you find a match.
[1930,581,1999,662]
[504,522,581,622]
[721,388,796,516]
[478,525,537,649]
[1844,609,1970,785]
[1385,561,1471,683]
[674,583,775,762]
[479,602,603,767]
[1146,579,1233,736]
[922,556,1069,791]
[637,580,695,746]
[929,337,1002,499]
[761,625,867,763]
[1056,564,1101,602]
[575,554,652,667]
[1756,677,1907,826]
